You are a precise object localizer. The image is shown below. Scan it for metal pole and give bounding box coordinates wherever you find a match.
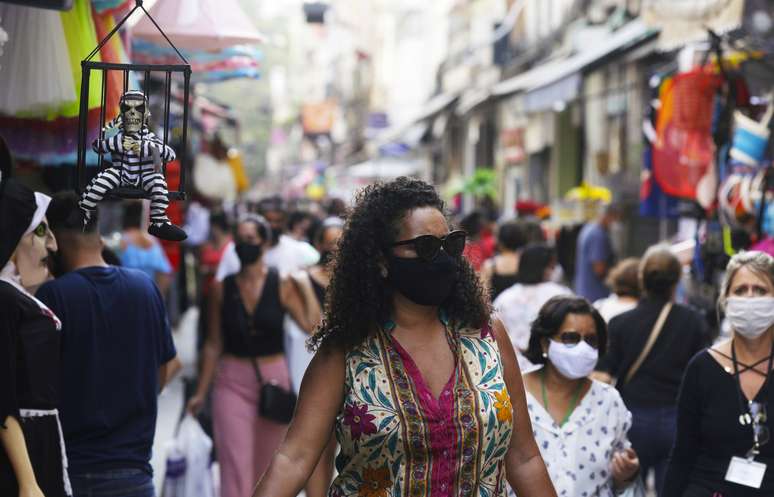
[179,68,191,199]
[77,64,91,194]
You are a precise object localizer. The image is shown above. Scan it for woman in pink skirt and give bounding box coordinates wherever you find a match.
[187,214,311,497]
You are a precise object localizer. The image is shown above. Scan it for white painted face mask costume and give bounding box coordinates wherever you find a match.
[77,90,187,242]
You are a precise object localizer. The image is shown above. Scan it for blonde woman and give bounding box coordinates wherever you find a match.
[664,251,774,496]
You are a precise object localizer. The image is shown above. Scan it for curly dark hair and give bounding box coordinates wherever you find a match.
[310,177,490,351]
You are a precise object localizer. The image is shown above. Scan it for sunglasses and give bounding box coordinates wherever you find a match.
[552,331,599,349]
[391,230,467,262]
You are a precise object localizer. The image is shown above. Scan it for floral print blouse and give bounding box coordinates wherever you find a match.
[520,378,633,497]
[330,321,514,497]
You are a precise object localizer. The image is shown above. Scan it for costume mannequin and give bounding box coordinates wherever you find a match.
[0,163,70,496]
[79,90,186,241]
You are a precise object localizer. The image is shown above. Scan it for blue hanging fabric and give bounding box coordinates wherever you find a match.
[640,147,681,219]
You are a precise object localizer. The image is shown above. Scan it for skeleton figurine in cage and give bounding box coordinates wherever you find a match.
[79,90,187,241]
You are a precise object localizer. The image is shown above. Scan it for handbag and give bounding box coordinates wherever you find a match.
[622,303,673,385]
[252,359,297,424]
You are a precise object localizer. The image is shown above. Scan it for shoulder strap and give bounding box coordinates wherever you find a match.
[624,302,673,385]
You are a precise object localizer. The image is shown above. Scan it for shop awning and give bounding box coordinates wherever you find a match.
[348,157,421,179]
[412,92,459,123]
[375,92,458,146]
[492,19,659,108]
[132,0,265,51]
[456,87,490,116]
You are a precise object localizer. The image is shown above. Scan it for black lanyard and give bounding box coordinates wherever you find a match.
[731,340,774,458]
[731,339,774,426]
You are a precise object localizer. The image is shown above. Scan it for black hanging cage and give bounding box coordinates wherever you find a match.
[76,0,191,201]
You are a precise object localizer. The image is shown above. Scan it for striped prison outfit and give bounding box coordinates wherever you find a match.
[81,130,176,225]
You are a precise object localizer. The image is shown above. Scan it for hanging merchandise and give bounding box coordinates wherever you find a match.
[641,72,682,219]
[0,1,137,165]
[640,147,681,218]
[730,95,773,165]
[132,39,262,83]
[0,4,77,116]
[91,0,133,15]
[75,1,191,242]
[652,68,723,200]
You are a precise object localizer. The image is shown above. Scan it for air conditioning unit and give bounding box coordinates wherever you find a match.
[0,0,74,11]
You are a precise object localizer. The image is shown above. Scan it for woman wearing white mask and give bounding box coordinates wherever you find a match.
[663,251,774,497]
[517,296,642,496]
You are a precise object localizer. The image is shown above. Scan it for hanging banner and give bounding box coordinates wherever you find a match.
[302,100,336,136]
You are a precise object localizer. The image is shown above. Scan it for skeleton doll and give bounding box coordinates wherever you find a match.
[79,90,187,241]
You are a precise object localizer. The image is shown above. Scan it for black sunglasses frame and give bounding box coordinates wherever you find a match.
[391,230,467,261]
[553,331,600,349]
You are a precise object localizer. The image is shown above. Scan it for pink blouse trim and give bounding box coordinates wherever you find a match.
[390,336,459,497]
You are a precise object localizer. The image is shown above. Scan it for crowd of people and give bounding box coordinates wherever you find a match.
[3,162,774,497]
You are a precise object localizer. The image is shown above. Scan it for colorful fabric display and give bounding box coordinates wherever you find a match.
[652,70,722,200]
[131,39,262,82]
[640,147,681,218]
[0,0,137,165]
[91,0,133,15]
[730,102,773,166]
[0,4,77,117]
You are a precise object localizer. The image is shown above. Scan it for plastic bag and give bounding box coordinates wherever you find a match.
[284,314,314,395]
[163,415,215,497]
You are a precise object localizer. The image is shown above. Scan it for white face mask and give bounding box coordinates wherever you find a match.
[725,297,774,339]
[547,340,599,380]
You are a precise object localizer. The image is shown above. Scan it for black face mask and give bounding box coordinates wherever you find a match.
[235,242,263,266]
[386,250,458,306]
[319,250,333,266]
[270,227,283,244]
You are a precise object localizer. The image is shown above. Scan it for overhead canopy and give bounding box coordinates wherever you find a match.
[493,19,659,111]
[455,87,490,116]
[132,0,265,51]
[347,157,420,179]
[375,92,458,146]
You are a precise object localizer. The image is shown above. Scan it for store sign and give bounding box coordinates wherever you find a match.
[302,101,336,136]
[500,128,525,165]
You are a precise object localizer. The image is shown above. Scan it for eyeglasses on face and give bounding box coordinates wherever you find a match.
[552,331,599,349]
[391,230,467,262]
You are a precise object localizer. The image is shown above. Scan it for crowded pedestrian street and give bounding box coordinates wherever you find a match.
[1,1,774,497]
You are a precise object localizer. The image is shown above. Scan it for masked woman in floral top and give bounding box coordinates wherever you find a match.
[252,178,556,497]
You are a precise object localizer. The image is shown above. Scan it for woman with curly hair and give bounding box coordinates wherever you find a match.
[252,177,556,497]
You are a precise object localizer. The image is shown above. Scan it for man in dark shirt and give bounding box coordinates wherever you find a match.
[37,193,180,497]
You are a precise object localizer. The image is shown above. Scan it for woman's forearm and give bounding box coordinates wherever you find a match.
[0,416,39,491]
[195,344,220,397]
[507,451,557,497]
[252,447,315,497]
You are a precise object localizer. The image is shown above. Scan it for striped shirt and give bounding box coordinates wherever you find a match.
[92,130,176,186]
